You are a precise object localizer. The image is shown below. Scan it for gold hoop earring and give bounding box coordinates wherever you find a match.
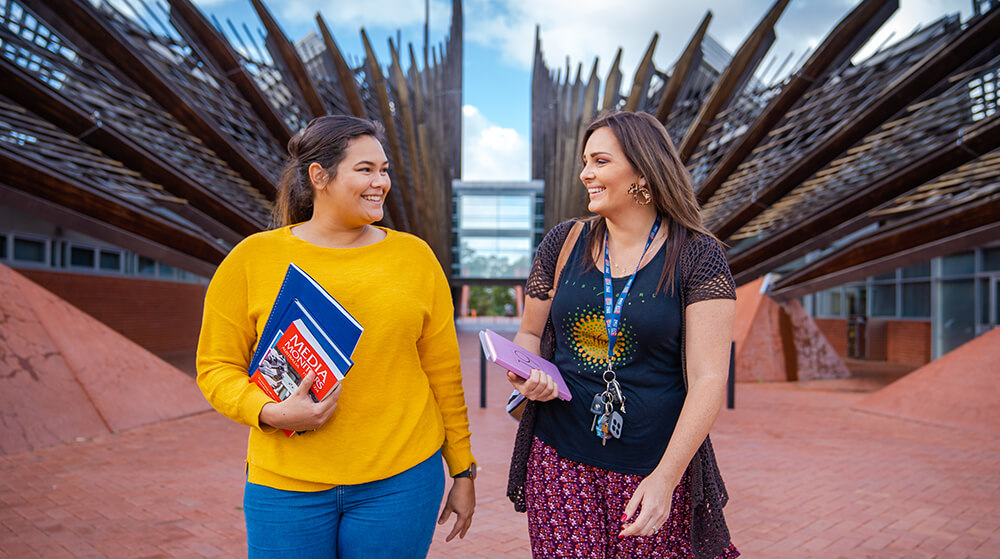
[628,182,652,205]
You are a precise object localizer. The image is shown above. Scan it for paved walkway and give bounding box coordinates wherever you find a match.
[2,322,998,558]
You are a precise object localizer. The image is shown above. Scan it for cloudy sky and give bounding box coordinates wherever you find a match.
[195,0,972,181]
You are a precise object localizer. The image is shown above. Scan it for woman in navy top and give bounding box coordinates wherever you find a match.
[507,111,739,558]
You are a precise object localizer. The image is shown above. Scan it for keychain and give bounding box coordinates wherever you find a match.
[589,216,660,446]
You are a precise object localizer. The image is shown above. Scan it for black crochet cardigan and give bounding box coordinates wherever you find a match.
[506,219,735,559]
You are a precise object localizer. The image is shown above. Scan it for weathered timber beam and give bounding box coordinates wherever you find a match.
[695,0,897,204]
[729,114,1000,284]
[768,201,1000,300]
[316,13,367,118]
[712,7,1000,241]
[408,43,442,252]
[408,44,428,127]
[623,33,659,112]
[656,11,712,124]
[389,39,426,239]
[0,149,228,267]
[165,0,292,145]
[531,25,548,182]
[580,58,601,131]
[602,48,624,112]
[444,0,464,183]
[769,194,1000,298]
[0,184,220,278]
[1,56,261,241]
[361,28,412,232]
[677,0,790,162]
[249,0,326,118]
[60,0,278,199]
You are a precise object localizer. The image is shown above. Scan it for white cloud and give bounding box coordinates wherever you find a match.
[462,105,529,181]
[191,0,233,7]
[276,0,453,32]
[464,0,971,86]
[853,0,971,62]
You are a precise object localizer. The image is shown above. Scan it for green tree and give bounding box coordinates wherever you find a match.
[468,286,515,316]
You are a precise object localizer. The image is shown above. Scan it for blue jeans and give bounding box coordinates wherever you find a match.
[244,450,445,559]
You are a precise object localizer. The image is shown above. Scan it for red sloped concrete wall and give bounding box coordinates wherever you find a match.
[786,300,850,381]
[17,269,206,355]
[733,278,787,382]
[856,326,1000,434]
[0,264,210,456]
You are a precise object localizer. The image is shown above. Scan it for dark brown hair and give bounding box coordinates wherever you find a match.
[271,115,386,228]
[580,111,719,294]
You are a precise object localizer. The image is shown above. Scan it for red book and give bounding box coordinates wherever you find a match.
[250,316,348,436]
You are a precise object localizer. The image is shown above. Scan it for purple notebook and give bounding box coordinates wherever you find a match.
[478,329,572,401]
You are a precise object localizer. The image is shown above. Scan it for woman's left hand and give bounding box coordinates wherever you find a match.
[619,471,678,537]
[438,477,475,542]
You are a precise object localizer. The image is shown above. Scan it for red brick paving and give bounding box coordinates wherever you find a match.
[2,319,998,558]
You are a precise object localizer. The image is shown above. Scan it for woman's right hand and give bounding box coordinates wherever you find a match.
[258,372,342,431]
[507,369,559,402]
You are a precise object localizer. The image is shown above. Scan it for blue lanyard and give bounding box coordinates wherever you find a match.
[603,216,661,364]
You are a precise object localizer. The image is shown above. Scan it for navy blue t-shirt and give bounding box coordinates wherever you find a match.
[534,226,685,475]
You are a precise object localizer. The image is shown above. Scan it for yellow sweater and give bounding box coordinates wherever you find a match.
[196,226,474,491]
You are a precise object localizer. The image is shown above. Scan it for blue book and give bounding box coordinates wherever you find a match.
[249,263,363,382]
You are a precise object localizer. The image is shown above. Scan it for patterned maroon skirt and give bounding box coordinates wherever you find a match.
[525,437,740,558]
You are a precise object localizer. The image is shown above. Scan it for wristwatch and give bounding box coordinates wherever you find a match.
[453,463,477,480]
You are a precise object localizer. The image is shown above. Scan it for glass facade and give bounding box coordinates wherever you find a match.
[810,244,1000,359]
[460,195,533,230]
[1,229,204,283]
[452,180,544,279]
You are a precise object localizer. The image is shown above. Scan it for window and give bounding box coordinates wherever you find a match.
[13,237,46,263]
[99,250,121,271]
[979,278,990,326]
[870,284,896,317]
[937,279,976,355]
[819,289,843,316]
[902,262,931,278]
[0,234,6,259]
[941,251,975,276]
[461,237,532,278]
[460,195,532,230]
[70,246,95,268]
[845,285,866,316]
[158,263,174,278]
[138,256,157,276]
[901,282,931,318]
[983,246,1000,272]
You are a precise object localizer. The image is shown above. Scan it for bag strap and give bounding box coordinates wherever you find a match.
[552,220,584,297]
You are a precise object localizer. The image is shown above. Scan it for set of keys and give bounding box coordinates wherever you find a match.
[590,368,626,445]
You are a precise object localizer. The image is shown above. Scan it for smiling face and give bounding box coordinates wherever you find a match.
[580,127,645,218]
[311,135,390,229]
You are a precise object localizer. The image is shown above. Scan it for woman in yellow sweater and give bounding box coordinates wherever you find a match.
[196,115,476,558]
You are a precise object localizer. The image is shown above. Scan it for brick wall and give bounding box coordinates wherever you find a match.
[866,319,889,361]
[813,318,847,358]
[887,320,932,366]
[18,269,206,355]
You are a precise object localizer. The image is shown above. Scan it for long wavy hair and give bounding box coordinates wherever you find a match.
[271,115,386,228]
[580,111,719,294]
